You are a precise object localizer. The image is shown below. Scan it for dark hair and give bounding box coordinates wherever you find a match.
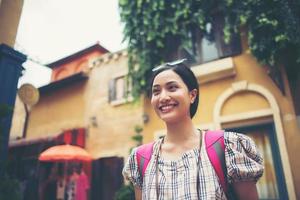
[150,63,199,118]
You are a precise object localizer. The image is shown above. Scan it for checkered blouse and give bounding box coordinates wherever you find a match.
[123,132,264,200]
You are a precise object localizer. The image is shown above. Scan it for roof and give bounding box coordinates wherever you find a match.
[46,43,109,69]
[39,72,88,94]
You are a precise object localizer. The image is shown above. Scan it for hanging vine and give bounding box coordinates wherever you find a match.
[119,0,300,98]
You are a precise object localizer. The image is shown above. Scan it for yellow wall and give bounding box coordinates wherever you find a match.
[11,81,87,139]
[10,96,26,139]
[0,0,24,46]
[221,91,270,116]
[85,55,143,158]
[30,82,87,138]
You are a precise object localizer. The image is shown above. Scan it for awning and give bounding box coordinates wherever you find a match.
[9,135,56,148]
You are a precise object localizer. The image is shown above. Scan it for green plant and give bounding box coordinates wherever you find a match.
[119,0,300,98]
[114,183,135,200]
[132,125,143,146]
[134,124,143,134]
[224,0,300,72]
[0,174,22,200]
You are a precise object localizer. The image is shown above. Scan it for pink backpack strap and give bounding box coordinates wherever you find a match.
[205,130,227,193]
[136,142,155,180]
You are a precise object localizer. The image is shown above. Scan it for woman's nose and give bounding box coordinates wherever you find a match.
[159,90,170,101]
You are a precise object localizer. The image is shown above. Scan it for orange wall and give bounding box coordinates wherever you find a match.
[51,51,104,81]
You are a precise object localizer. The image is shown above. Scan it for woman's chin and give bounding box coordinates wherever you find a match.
[159,113,180,124]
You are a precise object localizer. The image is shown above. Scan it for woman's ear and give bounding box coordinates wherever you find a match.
[190,89,198,103]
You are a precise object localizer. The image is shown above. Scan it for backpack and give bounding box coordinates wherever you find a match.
[136,130,228,193]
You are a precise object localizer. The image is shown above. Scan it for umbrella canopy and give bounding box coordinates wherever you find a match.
[39,144,92,162]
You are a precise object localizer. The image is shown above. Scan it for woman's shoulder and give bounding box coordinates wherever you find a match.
[122,138,163,188]
[136,138,163,152]
[124,139,162,162]
[224,131,261,155]
[224,131,257,147]
[223,131,264,183]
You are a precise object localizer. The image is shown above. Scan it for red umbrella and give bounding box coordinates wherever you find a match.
[39,144,92,162]
[39,144,92,194]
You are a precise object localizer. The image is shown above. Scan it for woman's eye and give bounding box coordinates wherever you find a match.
[169,85,178,91]
[152,89,160,95]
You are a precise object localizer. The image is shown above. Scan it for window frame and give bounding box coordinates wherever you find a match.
[108,74,133,106]
[177,13,242,66]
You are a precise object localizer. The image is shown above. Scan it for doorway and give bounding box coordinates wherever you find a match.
[227,123,288,200]
[91,157,124,200]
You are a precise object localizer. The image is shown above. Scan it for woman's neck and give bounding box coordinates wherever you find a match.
[164,117,198,144]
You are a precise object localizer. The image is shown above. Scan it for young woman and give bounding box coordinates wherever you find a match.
[123,59,264,199]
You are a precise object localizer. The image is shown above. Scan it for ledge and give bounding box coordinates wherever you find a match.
[110,96,133,106]
[191,57,236,84]
[39,72,88,94]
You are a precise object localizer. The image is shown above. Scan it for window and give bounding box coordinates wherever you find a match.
[178,14,241,66]
[108,75,132,105]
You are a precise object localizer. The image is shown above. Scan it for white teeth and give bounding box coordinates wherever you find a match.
[160,104,175,112]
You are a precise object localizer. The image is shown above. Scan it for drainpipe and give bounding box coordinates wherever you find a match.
[22,103,29,138]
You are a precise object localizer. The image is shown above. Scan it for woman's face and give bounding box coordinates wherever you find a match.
[151,70,197,123]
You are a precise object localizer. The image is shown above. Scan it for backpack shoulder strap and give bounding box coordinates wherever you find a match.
[136,142,155,179]
[205,130,227,192]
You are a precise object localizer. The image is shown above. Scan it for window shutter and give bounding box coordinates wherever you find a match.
[64,130,72,144]
[108,79,116,102]
[125,76,132,98]
[122,77,126,98]
[228,33,242,56]
[214,14,242,58]
[178,28,202,65]
[76,128,86,147]
[219,32,242,58]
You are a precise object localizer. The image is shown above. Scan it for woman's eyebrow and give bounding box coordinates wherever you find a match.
[165,81,178,86]
[153,81,178,88]
[152,84,160,88]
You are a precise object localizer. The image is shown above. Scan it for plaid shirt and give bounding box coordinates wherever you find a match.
[123,132,264,200]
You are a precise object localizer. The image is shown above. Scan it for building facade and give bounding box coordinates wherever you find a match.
[10,38,300,200]
[9,43,144,199]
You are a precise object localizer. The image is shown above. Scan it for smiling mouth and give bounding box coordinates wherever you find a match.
[159,103,178,113]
